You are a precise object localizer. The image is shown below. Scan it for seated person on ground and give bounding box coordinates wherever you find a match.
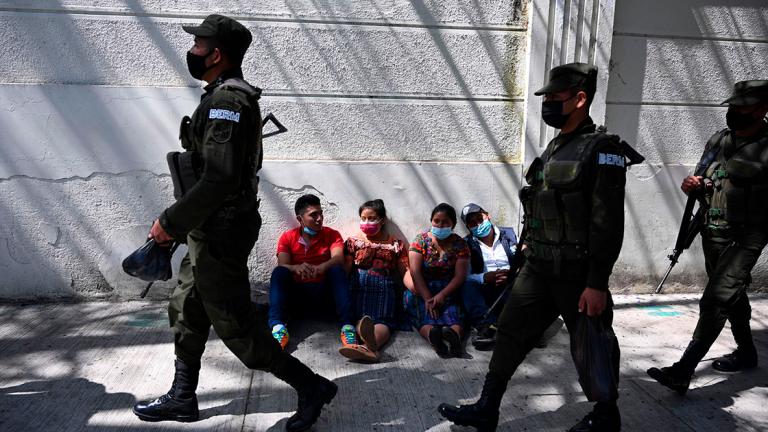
[342,199,409,362]
[459,203,517,350]
[405,203,469,358]
[268,194,356,355]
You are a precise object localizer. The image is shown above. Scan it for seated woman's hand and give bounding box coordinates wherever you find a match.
[425,294,444,319]
[431,292,446,309]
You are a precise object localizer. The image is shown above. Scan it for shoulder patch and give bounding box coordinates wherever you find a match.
[598,153,625,167]
[209,108,241,123]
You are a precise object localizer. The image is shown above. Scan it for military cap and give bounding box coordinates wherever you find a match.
[535,62,598,96]
[183,14,252,59]
[460,203,486,224]
[721,80,768,106]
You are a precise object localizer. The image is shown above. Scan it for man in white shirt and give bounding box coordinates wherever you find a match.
[460,203,518,350]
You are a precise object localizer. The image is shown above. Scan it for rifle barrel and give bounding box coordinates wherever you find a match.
[654,263,674,294]
[139,281,154,299]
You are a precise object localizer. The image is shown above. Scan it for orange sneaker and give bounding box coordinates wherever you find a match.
[272,324,289,350]
[339,344,379,362]
[340,324,357,347]
[356,315,378,351]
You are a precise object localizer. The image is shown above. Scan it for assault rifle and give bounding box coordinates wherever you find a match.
[654,139,722,294]
[654,195,704,294]
[261,112,288,138]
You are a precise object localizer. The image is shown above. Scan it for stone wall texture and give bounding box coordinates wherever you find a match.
[0,0,766,299]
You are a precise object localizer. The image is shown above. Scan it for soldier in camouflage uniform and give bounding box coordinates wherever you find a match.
[648,80,768,395]
[132,15,336,432]
[439,63,636,432]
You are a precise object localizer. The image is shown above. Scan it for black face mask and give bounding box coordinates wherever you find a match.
[541,95,577,129]
[186,49,214,80]
[726,107,759,131]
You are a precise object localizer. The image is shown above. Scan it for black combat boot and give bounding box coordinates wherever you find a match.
[437,371,508,431]
[715,316,759,372]
[647,339,706,395]
[272,355,338,432]
[568,402,621,432]
[712,346,758,372]
[646,364,692,395]
[133,358,200,422]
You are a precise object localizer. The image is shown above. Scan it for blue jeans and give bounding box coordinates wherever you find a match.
[462,279,505,327]
[268,265,352,328]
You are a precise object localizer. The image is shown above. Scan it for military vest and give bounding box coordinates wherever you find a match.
[178,77,263,198]
[703,128,768,237]
[521,127,626,255]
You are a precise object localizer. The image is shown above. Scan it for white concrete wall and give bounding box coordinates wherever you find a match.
[0,1,527,299]
[2,0,766,300]
[606,0,768,289]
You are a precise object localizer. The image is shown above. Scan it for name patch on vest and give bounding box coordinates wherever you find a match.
[598,153,625,167]
[209,109,241,123]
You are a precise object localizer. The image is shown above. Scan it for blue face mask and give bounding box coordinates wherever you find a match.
[430,226,453,240]
[303,226,318,236]
[470,219,493,238]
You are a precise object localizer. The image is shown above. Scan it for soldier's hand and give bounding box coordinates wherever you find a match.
[681,176,703,194]
[149,219,173,245]
[578,287,607,317]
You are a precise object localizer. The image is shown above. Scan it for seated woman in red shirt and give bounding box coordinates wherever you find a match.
[268,194,358,357]
[343,199,409,362]
[405,203,469,358]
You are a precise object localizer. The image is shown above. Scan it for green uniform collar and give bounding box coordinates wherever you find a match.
[204,68,245,93]
[552,117,596,154]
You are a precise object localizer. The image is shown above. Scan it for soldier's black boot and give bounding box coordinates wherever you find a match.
[646,364,691,395]
[714,316,758,372]
[712,346,758,372]
[272,355,338,432]
[647,339,706,395]
[437,371,508,431]
[568,402,620,432]
[133,358,200,422]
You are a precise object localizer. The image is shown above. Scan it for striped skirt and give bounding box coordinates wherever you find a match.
[351,269,397,329]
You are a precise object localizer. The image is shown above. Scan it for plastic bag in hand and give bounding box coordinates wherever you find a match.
[122,239,176,282]
[571,314,619,402]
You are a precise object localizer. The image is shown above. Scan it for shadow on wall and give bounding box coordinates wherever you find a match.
[606,0,768,288]
[0,2,529,299]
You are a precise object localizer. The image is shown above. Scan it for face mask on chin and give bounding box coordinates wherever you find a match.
[186,49,215,80]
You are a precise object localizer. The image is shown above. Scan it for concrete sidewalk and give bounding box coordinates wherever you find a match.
[0,294,766,431]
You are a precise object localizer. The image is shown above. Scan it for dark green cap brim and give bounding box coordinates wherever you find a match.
[182,24,217,37]
[534,80,574,96]
[721,95,767,106]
